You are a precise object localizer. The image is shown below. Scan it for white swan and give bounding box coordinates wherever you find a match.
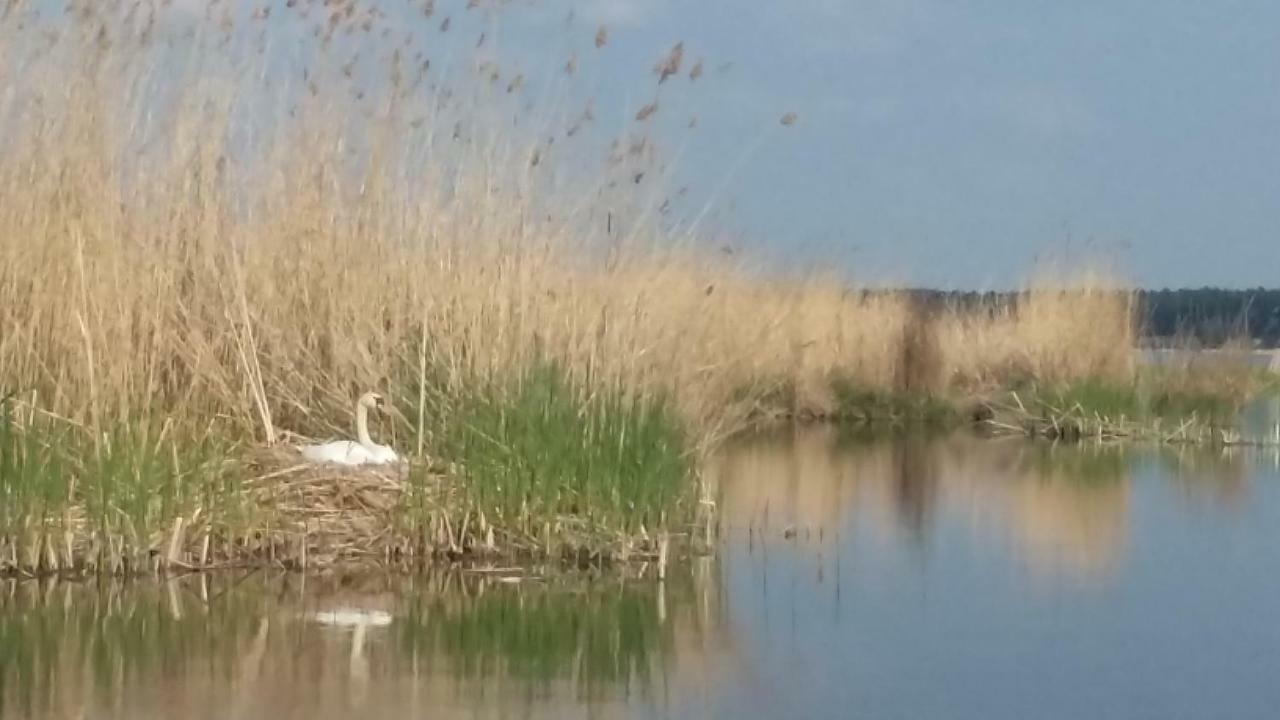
[308,607,394,628]
[300,392,400,466]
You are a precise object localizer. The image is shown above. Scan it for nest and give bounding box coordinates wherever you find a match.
[1,442,690,578]
[243,445,433,568]
[238,445,695,572]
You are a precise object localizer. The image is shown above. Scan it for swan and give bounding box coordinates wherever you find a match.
[300,392,400,466]
[308,607,394,628]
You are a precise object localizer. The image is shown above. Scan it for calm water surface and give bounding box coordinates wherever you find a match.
[4,429,1280,719]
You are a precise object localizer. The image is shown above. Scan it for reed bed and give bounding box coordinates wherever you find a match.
[935,275,1140,391]
[973,337,1270,444]
[0,2,1248,576]
[980,387,1267,446]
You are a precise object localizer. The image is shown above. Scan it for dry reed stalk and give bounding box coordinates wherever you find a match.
[0,4,1152,578]
[935,274,1138,392]
[0,88,948,447]
[7,25,1124,436]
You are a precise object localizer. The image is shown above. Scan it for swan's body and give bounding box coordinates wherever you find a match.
[300,440,377,466]
[300,392,400,466]
[309,607,394,628]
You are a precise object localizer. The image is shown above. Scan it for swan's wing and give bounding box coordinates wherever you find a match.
[301,441,372,465]
[309,608,394,627]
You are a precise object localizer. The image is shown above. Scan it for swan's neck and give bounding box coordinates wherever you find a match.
[356,402,376,448]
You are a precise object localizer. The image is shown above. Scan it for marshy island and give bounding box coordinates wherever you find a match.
[1,2,1276,580]
[7,4,1280,720]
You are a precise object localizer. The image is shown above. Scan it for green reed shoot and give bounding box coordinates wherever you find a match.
[433,361,692,535]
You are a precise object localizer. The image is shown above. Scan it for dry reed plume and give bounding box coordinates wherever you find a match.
[0,1,1160,575]
[0,8,1154,492]
[0,2,1141,448]
[935,275,1138,392]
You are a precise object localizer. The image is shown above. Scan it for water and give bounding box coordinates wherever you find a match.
[4,429,1280,719]
[1141,347,1280,371]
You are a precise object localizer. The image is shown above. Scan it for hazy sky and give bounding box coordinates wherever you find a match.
[533,0,1280,289]
[32,0,1279,289]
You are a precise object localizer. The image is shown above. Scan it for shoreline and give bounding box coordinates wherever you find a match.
[6,383,1276,582]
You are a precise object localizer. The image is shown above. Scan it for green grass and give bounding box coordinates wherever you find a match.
[738,368,1257,440]
[828,377,958,426]
[1015,374,1243,425]
[80,421,237,562]
[1,399,244,574]
[0,400,74,541]
[1,360,699,575]
[4,345,1262,577]
[428,361,693,539]
[981,368,1264,443]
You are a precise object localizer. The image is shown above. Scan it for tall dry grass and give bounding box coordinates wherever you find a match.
[0,2,1138,456]
[0,3,1160,573]
[935,276,1138,392]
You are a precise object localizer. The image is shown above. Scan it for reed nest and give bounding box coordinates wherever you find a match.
[0,443,687,579]
[248,447,684,568]
[242,446,424,569]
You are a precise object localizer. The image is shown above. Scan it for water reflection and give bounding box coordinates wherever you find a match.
[707,428,1271,585]
[0,569,726,720]
[4,431,1280,719]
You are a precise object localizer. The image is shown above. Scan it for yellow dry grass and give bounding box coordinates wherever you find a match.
[936,275,1138,392]
[0,3,1138,455]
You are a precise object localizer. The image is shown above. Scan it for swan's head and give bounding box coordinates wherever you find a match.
[358,392,387,412]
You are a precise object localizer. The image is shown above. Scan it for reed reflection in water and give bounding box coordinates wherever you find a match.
[4,429,1278,720]
[708,427,1264,587]
[0,567,728,720]
[702,428,1280,720]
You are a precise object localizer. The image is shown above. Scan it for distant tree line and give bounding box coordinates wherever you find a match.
[1139,288,1280,347]
[887,288,1280,348]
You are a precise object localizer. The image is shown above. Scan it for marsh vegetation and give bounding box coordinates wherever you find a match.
[0,1,1271,577]
[5,431,1280,719]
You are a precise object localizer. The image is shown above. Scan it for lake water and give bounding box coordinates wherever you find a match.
[4,428,1280,719]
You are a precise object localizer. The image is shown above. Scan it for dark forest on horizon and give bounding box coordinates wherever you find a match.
[896,288,1280,348]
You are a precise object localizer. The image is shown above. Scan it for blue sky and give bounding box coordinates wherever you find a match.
[61,0,1280,289]
[513,0,1280,289]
